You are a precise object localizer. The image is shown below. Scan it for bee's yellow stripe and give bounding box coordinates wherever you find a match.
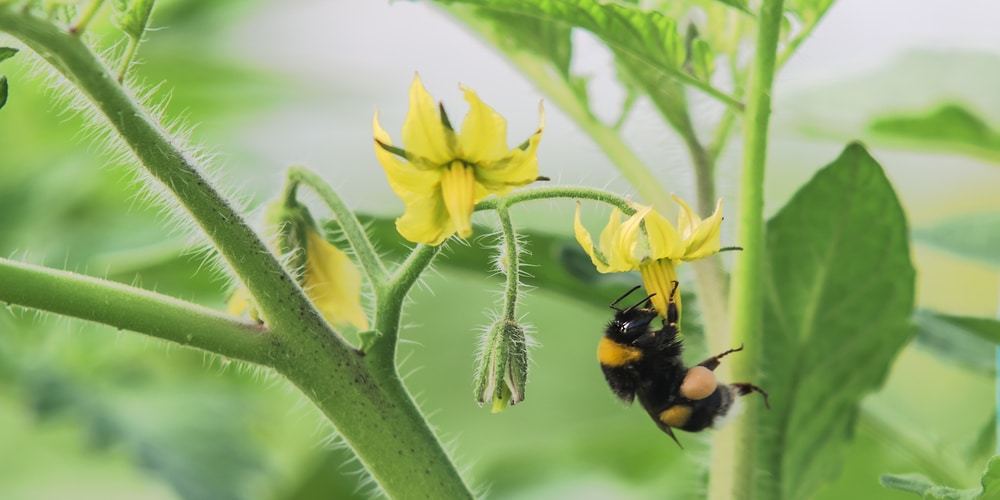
[598,337,643,367]
[658,405,692,428]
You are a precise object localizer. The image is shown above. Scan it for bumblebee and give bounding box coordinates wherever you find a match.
[598,283,770,447]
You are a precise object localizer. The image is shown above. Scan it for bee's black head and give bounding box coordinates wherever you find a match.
[606,285,659,343]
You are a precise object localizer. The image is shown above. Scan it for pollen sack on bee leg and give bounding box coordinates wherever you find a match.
[679,365,718,401]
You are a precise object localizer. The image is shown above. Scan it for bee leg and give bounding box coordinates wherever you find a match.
[697,343,745,371]
[731,382,770,409]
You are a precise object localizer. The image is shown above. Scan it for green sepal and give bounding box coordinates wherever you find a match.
[357,330,382,353]
[474,318,528,413]
[112,0,156,40]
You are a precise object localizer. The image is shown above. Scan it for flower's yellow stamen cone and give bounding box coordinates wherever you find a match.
[440,161,477,239]
[639,259,681,322]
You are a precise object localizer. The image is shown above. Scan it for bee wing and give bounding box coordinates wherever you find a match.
[652,418,684,449]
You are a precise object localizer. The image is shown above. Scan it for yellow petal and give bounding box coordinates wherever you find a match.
[674,194,702,240]
[303,229,369,331]
[574,202,614,273]
[401,74,453,165]
[396,188,455,246]
[676,196,723,260]
[374,111,441,203]
[639,259,681,321]
[641,204,683,261]
[475,101,544,195]
[226,286,253,317]
[458,84,508,163]
[440,161,477,239]
[613,206,653,269]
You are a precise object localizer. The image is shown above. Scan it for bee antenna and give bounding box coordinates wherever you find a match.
[624,293,657,313]
[609,285,643,312]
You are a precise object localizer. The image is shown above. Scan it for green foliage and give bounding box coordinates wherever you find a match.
[914,309,1000,375]
[759,143,916,499]
[0,46,14,111]
[913,211,1000,267]
[112,0,156,40]
[881,456,1000,499]
[436,0,734,105]
[0,46,15,63]
[868,104,1000,164]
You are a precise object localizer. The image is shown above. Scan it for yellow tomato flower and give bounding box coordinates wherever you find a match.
[374,74,544,245]
[574,195,724,318]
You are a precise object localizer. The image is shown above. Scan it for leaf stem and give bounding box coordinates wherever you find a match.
[0,257,272,364]
[709,0,784,499]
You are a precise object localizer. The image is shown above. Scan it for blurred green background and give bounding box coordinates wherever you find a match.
[2,0,1000,498]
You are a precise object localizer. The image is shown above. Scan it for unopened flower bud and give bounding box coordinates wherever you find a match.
[474,318,529,413]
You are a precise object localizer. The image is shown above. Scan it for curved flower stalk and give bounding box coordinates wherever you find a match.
[574,194,725,321]
[374,74,544,245]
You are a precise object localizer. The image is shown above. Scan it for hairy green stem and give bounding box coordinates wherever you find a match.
[0,8,471,498]
[0,257,272,364]
[496,205,520,322]
[709,0,784,499]
[285,166,388,284]
[477,186,634,214]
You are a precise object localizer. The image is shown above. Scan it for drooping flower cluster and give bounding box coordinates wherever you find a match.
[574,195,725,320]
[374,74,544,245]
[228,201,368,332]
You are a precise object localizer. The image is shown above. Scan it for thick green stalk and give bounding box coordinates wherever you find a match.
[709,1,784,499]
[0,257,271,364]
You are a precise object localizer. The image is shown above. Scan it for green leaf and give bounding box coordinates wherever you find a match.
[689,38,714,82]
[435,0,705,96]
[0,46,17,64]
[881,456,1000,499]
[0,75,7,111]
[913,309,1000,375]
[112,0,156,40]
[711,0,752,15]
[759,143,916,499]
[472,9,573,77]
[868,104,1000,164]
[913,211,1000,267]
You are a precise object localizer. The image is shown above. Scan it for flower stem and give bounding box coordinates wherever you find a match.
[285,166,388,284]
[477,186,634,214]
[709,0,785,499]
[495,204,520,322]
